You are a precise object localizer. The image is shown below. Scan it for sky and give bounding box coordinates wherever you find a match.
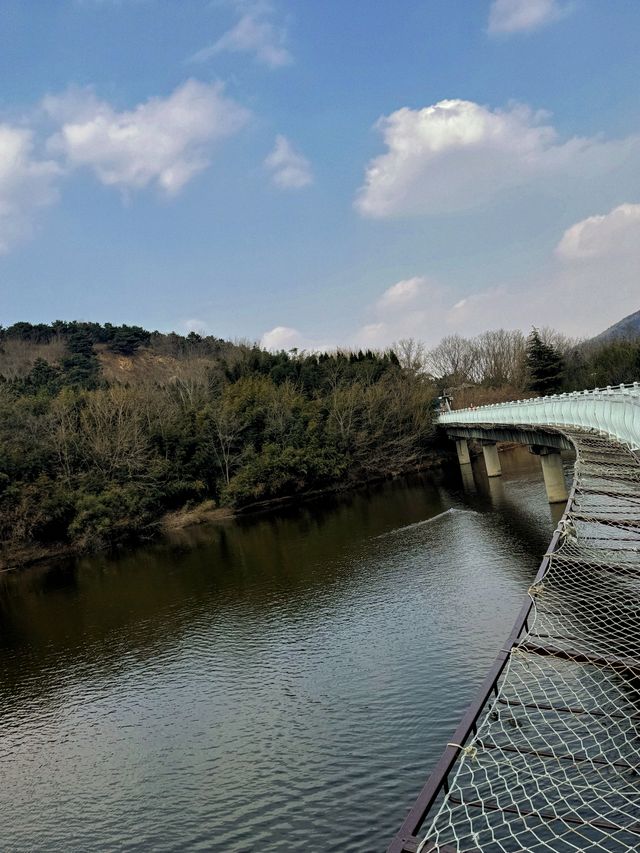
[1,0,640,350]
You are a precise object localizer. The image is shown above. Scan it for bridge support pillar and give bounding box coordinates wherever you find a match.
[456,439,471,466]
[538,449,568,504]
[482,442,502,477]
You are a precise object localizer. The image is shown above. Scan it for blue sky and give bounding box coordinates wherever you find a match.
[1,0,640,348]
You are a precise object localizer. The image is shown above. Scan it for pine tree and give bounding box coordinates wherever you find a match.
[526,328,564,394]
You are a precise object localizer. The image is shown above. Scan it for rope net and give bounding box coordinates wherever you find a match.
[419,428,640,853]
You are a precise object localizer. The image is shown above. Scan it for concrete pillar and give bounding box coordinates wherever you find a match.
[539,450,568,504]
[459,463,476,493]
[487,474,506,509]
[549,501,566,527]
[456,438,471,466]
[482,442,502,477]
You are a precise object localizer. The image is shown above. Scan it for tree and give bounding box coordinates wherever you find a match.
[472,329,527,388]
[526,328,564,395]
[394,338,429,376]
[107,325,151,356]
[61,329,100,388]
[427,334,475,385]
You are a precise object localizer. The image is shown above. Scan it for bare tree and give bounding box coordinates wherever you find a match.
[78,387,153,481]
[471,329,527,388]
[394,338,429,376]
[328,383,363,442]
[538,327,579,354]
[427,334,475,384]
[209,402,247,486]
[46,390,81,485]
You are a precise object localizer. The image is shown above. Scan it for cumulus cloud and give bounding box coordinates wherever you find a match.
[355,98,638,218]
[464,201,640,338]
[353,277,450,347]
[376,276,423,309]
[0,124,60,253]
[349,200,640,347]
[261,325,304,350]
[264,135,313,189]
[555,203,640,260]
[445,246,640,341]
[488,0,570,35]
[540,202,640,335]
[260,324,337,352]
[190,2,291,69]
[45,79,249,195]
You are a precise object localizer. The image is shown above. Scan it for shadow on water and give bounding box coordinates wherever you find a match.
[0,445,571,853]
[443,446,572,564]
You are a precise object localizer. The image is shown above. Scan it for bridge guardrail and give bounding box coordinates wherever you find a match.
[437,382,640,450]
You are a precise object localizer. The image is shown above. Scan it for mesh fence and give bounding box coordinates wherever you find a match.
[418,428,640,853]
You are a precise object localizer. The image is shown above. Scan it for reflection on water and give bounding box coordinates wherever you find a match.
[0,447,570,852]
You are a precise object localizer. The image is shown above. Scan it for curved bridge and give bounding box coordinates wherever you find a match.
[438,383,640,450]
[388,384,640,853]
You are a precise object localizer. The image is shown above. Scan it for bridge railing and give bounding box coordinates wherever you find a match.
[437,382,640,450]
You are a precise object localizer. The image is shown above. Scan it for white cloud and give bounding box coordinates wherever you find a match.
[264,135,313,189]
[260,324,337,352]
[190,2,291,69]
[355,98,638,218]
[555,203,640,260]
[45,79,249,195]
[444,247,640,341]
[350,200,640,347]
[488,0,570,35]
[353,277,450,347]
[448,201,640,339]
[261,325,304,350]
[260,200,640,353]
[183,318,210,335]
[376,276,423,309]
[0,124,60,253]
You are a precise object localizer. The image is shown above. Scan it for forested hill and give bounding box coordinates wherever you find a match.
[0,321,436,564]
[589,309,640,344]
[4,319,638,567]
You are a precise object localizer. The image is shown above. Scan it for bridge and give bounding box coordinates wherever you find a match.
[388,384,640,853]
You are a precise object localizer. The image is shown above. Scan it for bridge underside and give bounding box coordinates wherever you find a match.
[444,424,572,503]
[443,424,574,453]
[389,426,640,853]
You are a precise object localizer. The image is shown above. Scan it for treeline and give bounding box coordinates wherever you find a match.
[412,327,640,407]
[3,317,638,563]
[0,322,436,560]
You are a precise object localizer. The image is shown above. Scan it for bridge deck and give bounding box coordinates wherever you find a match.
[388,426,640,853]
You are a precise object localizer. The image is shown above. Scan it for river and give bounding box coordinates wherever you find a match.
[0,447,568,852]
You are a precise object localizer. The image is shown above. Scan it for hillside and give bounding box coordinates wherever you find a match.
[590,309,640,344]
[0,321,436,568]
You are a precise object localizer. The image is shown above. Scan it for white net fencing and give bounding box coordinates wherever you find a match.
[418,428,640,853]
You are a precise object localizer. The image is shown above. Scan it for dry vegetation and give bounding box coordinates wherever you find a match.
[1,317,638,568]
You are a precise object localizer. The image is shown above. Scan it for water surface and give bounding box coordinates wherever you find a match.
[0,448,568,851]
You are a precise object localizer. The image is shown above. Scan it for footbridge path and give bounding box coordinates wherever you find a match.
[388,383,640,853]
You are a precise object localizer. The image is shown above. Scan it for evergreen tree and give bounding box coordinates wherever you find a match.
[61,328,100,388]
[526,328,564,394]
[108,325,151,356]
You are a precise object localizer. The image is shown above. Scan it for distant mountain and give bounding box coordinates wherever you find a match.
[590,309,640,344]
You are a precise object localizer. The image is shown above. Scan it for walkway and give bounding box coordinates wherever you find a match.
[388,387,640,853]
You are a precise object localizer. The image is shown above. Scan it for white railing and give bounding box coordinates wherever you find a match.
[437,383,640,451]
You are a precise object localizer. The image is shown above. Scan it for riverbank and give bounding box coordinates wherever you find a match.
[0,457,448,573]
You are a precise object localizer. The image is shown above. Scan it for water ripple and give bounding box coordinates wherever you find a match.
[0,458,559,852]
